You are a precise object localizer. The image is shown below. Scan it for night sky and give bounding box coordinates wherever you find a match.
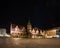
[0,0,57,32]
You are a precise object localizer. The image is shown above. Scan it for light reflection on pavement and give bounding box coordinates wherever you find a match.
[0,38,60,48]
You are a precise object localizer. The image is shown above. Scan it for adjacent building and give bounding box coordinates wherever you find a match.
[0,28,10,37]
[45,29,56,38]
[10,24,26,38]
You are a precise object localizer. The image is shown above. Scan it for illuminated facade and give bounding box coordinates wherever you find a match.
[9,19,60,38]
[31,29,39,38]
[45,29,56,38]
[10,23,60,38]
[10,24,26,38]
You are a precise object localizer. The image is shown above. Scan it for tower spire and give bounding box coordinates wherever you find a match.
[27,16,32,30]
[28,16,31,25]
